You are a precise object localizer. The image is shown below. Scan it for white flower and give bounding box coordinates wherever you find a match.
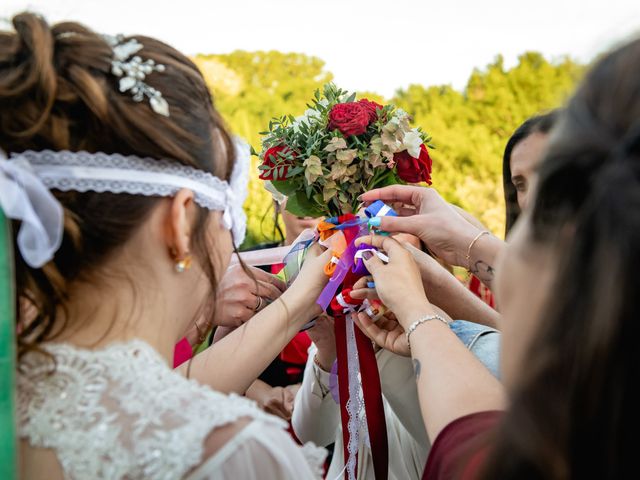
[402,129,423,159]
[293,107,322,132]
[395,108,409,119]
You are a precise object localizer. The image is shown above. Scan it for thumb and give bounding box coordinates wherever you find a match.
[379,215,420,236]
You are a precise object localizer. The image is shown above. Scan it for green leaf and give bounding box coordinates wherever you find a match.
[287,165,305,177]
[345,92,356,103]
[286,190,325,218]
[271,180,299,196]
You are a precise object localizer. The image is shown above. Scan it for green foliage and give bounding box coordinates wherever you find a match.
[196,50,584,245]
[194,51,333,246]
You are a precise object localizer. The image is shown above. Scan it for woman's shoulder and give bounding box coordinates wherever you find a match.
[18,339,288,479]
[422,411,503,480]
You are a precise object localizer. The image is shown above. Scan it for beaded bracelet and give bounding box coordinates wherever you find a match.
[405,314,450,347]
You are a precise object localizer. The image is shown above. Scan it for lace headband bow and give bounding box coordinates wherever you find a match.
[0,141,249,268]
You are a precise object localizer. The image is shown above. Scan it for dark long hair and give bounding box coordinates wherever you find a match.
[503,111,559,235]
[483,37,640,479]
[0,13,236,358]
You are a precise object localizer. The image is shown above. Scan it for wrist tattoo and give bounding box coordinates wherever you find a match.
[470,260,495,280]
[413,359,421,379]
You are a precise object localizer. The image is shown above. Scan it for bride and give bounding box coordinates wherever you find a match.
[1,13,329,479]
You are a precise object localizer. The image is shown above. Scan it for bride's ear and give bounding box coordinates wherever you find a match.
[165,188,196,259]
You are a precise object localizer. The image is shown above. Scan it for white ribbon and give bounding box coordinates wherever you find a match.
[0,152,63,268]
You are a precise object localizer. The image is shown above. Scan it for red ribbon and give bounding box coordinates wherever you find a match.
[355,324,388,480]
[332,280,388,480]
[333,309,354,474]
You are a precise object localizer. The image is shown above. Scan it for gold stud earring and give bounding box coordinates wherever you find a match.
[175,255,192,273]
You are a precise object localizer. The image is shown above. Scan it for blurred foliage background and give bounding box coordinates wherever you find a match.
[193,51,585,247]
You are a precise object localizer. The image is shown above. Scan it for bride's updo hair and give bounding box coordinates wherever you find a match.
[0,13,235,356]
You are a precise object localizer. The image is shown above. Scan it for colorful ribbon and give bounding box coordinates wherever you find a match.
[312,203,398,480]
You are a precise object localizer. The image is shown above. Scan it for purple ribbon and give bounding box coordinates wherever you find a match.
[352,242,375,276]
[317,223,368,310]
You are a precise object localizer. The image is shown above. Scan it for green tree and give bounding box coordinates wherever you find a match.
[195,50,584,245]
[195,51,333,245]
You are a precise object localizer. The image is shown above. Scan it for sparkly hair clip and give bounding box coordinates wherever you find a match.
[103,34,169,117]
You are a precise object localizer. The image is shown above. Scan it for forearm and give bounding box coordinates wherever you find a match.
[377,350,429,446]
[401,303,506,442]
[181,286,319,394]
[426,274,501,328]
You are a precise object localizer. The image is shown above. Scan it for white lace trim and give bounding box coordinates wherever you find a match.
[12,139,250,246]
[17,340,300,480]
[345,314,370,480]
[17,149,231,211]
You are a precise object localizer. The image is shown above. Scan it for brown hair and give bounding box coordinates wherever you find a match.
[0,13,236,357]
[502,110,559,236]
[482,38,640,479]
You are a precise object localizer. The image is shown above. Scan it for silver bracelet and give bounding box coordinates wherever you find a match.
[405,314,450,347]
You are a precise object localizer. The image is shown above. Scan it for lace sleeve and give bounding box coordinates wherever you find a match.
[186,420,327,480]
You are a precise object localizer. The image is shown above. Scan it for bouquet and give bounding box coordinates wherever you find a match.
[255,83,434,218]
[255,84,436,480]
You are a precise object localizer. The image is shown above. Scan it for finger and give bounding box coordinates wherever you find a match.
[397,207,418,217]
[284,388,295,411]
[255,280,283,301]
[376,215,421,236]
[355,312,388,347]
[265,403,290,420]
[359,185,422,206]
[352,276,374,290]
[246,266,287,292]
[349,288,378,300]
[355,234,404,257]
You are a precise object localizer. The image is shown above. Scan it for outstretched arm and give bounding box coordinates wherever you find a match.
[354,234,506,441]
[179,248,332,394]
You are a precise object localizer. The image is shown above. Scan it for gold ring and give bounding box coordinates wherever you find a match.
[253,296,264,312]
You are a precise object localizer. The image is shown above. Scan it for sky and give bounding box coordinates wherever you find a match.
[2,0,639,97]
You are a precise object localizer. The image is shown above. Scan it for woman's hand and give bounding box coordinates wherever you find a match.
[245,379,296,420]
[307,315,336,371]
[216,264,287,327]
[360,185,483,268]
[282,245,332,322]
[354,234,430,327]
[355,312,410,357]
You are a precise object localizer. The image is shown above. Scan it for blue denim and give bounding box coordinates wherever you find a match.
[450,320,501,379]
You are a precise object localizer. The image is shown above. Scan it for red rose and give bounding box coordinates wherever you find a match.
[394,144,433,184]
[328,102,372,136]
[358,99,383,123]
[258,145,295,180]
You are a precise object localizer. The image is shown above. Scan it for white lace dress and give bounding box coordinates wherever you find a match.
[18,340,326,479]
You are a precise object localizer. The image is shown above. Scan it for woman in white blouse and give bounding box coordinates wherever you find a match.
[293,315,499,479]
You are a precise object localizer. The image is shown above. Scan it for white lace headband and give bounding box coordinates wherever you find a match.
[0,140,249,268]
